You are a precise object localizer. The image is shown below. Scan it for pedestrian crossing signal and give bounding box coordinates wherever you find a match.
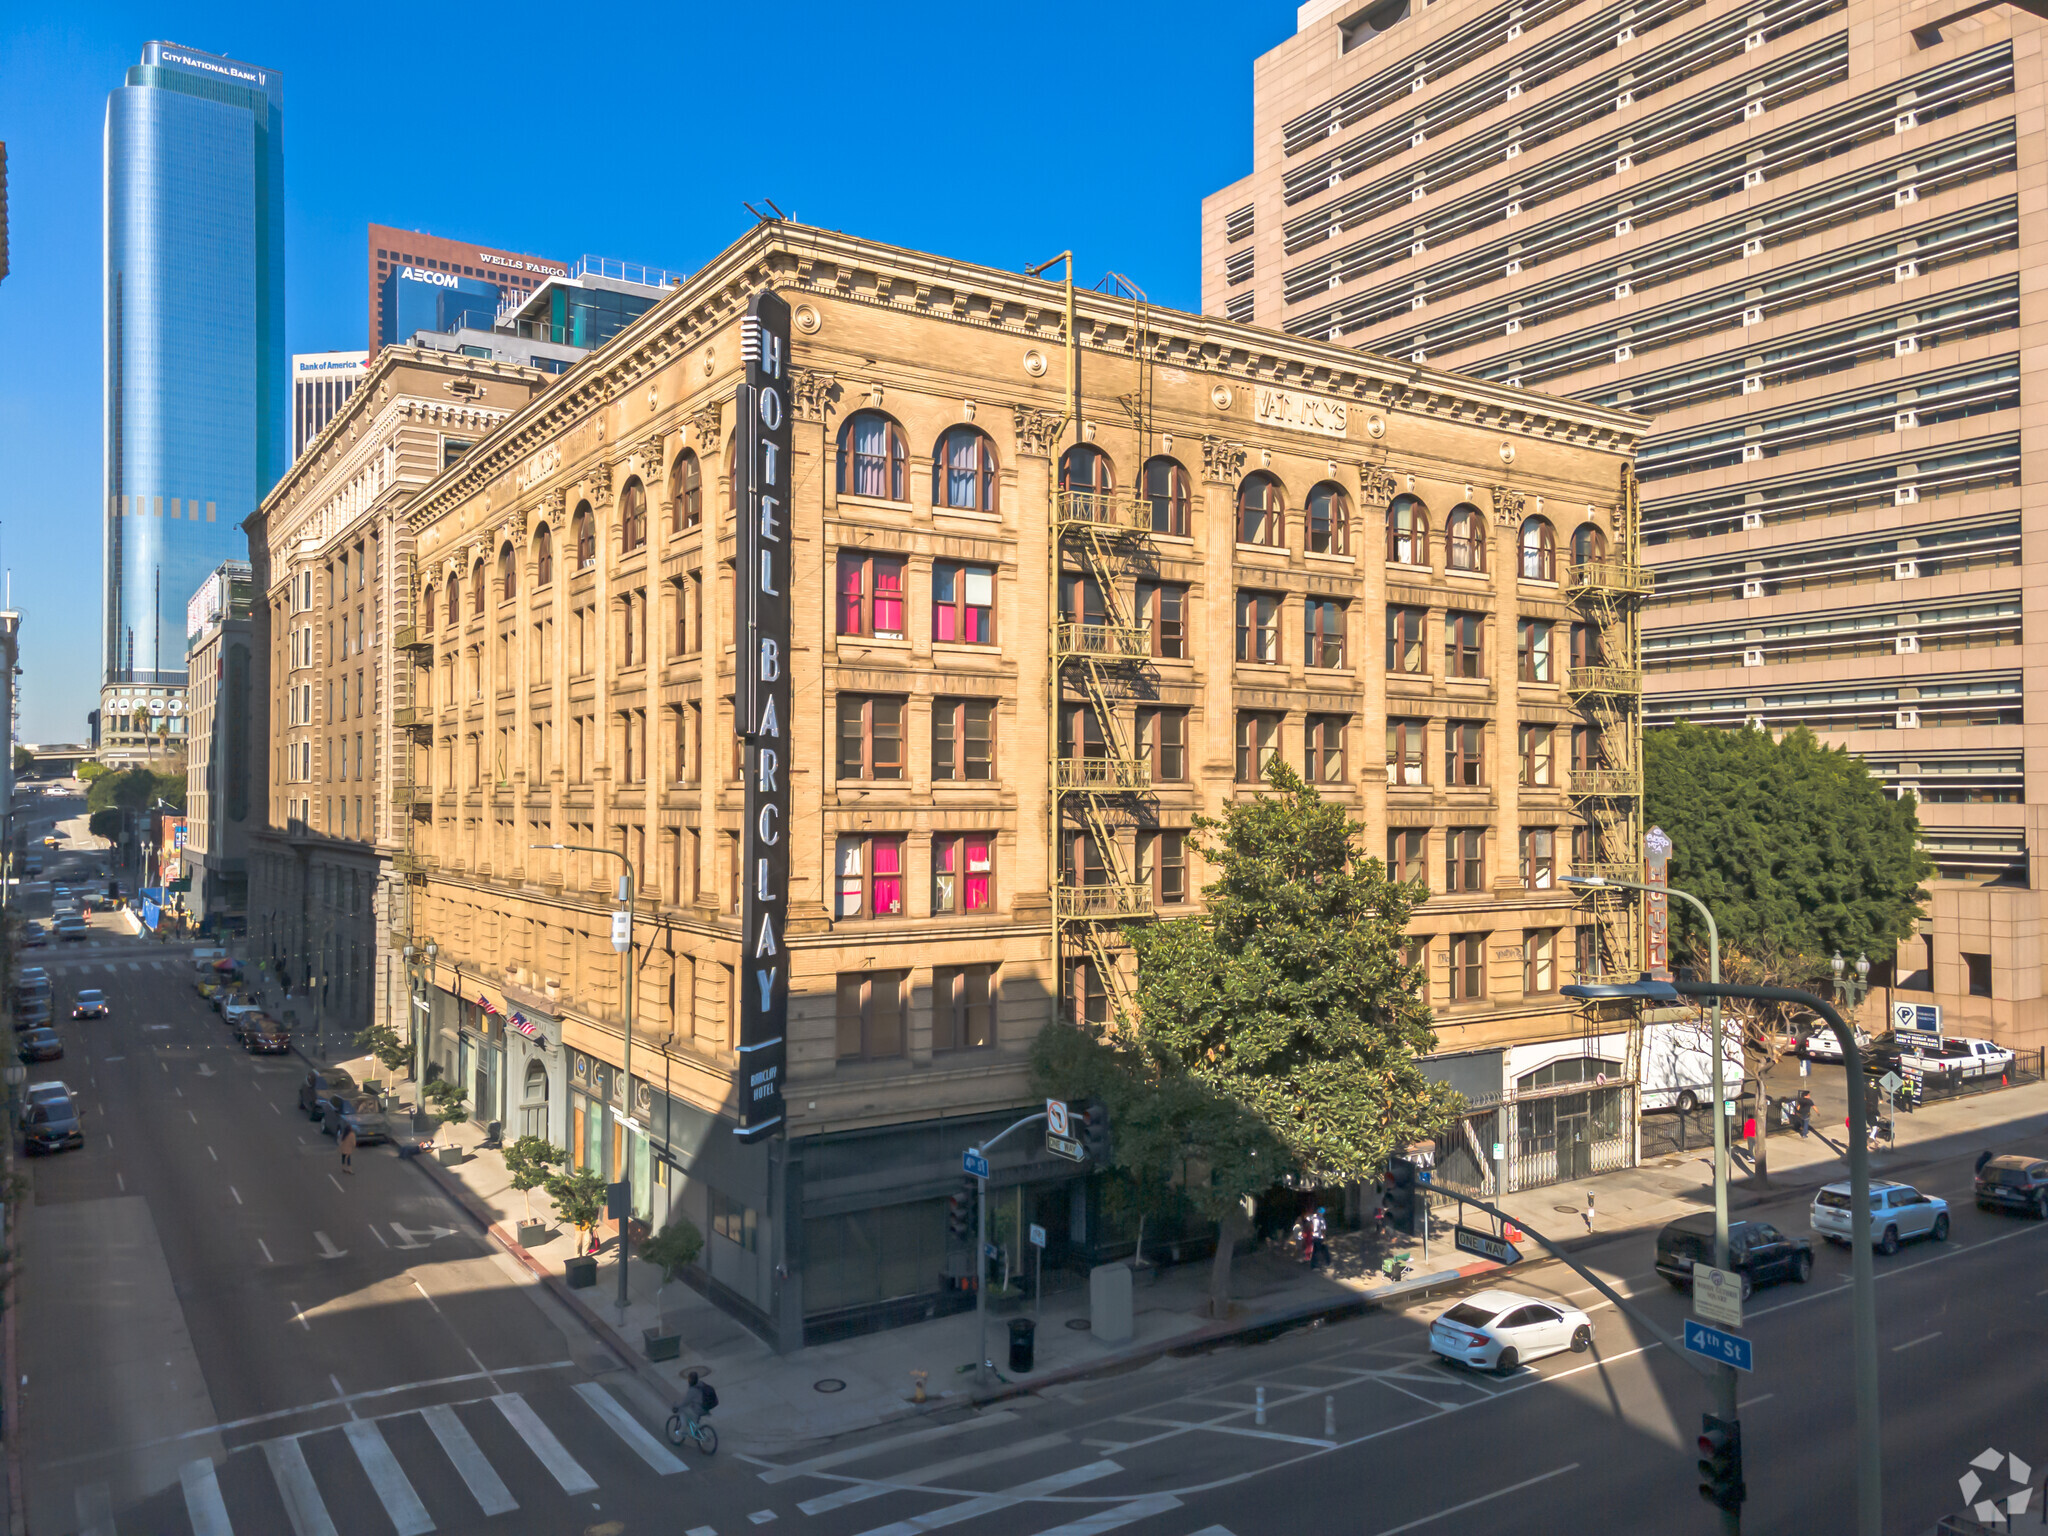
[1697,1413,1745,1510]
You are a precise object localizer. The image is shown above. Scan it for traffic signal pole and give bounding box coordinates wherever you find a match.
[966,1110,1048,1388]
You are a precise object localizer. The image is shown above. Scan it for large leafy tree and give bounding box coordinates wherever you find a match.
[1035,763,1460,1314]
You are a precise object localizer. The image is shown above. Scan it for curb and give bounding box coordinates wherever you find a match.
[5,1126,23,1536]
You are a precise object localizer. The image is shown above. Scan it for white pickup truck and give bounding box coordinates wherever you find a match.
[1905,1036,2014,1085]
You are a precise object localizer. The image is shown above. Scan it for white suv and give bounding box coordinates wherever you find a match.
[1812,1179,1948,1254]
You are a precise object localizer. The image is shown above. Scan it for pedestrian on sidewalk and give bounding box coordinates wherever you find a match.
[339,1123,357,1173]
[1309,1207,1330,1269]
[1795,1089,1815,1138]
[1583,1191,1596,1233]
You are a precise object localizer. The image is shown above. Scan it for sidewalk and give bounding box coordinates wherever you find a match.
[348,1044,2048,1458]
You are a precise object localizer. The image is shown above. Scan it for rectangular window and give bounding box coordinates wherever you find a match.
[710,1191,758,1251]
[1445,722,1484,786]
[1450,933,1487,1001]
[1385,718,1426,786]
[836,970,907,1060]
[1965,951,1993,997]
[1407,937,1430,1003]
[1140,830,1188,905]
[932,965,996,1050]
[1059,571,1108,627]
[1519,724,1555,787]
[1520,827,1555,890]
[1445,612,1484,678]
[1236,591,1281,664]
[1570,621,1604,669]
[1517,620,1553,683]
[1138,581,1187,659]
[1575,924,1602,982]
[931,834,995,914]
[1235,711,1281,783]
[1305,714,1347,783]
[1386,606,1426,674]
[1387,827,1426,884]
[837,550,907,639]
[1305,599,1348,669]
[932,699,995,781]
[835,834,906,918]
[726,831,741,913]
[1523,930,1557,994]
[837,695,906,780]
[1446,828,1485,893]
[1061,703,1106,761]
[1139,708,1188,782]
[1071,959,1109,1027]
[1571,723,1606,774]
[933,561,996,644]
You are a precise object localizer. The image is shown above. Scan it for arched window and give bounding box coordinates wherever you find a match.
[620,477,647,553]
[573,502,595,568]
[421,585,437,634]
[1570,522,1607,569]
[1446,504,1486,573]
[1059,445,1113,523]
[934,426,1000,511]
[1143,456,1191,537]
[1237,472,1285,547]
[1307,482,1351,555]
[498,543,516,602]
[1520,516,1556,581]
[1386,495,1429,564]
[446,572,461,625]
[471,560,487,616]
[533,524,553,588]
[672,450,701,531]
[837,411,908,501]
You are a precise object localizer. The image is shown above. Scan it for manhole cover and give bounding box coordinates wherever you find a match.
[1553,1205,1580,1215]
[1065,1318,1092,1331]
[814,1378,846,1393]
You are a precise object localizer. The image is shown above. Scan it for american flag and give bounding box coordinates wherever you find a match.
[476,992,501,1016]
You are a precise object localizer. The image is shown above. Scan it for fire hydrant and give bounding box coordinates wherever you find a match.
[911,1370,928,1404]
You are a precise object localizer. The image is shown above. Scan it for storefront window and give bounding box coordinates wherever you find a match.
[712,1190,757,1251]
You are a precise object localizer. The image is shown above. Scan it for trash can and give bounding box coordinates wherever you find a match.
[1007,1317,1036,1374]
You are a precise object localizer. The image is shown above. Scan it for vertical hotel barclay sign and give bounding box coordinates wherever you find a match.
[735,292,792,1140]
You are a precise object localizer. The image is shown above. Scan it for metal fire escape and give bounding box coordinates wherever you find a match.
[1048,272,1160,1024]
[392,552,433,891]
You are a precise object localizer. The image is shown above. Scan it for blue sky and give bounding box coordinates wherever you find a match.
[0,1,1288,742]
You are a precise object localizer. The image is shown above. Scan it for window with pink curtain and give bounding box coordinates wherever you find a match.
[838,555,864,636]
[871,837,902,915]
[933,835,994,913]
[838,552,906,638]
[872,562,904,638]
[963,837,992,911]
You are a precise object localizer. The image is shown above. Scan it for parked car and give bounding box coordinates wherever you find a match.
[15,999,52,1032]
[320,1093,392,1145]
[25,1081,72,1111]
[222,998,264,1029]
[1655,1213,1814,1297]
[1812,1179,1949,1253]
[1911,1037,2016,1086]
[23,1093,83,1155]
[1975,1156,2048,1218]
[71,989,108,1020]
[237,1014,290,1053]
[1801,1027,1872,1064]
[55,917,88,943]
[17,921,47,949]
[16,1029,62,1063]
[298,1067,357,1118]
[1429,1289,1595,1375]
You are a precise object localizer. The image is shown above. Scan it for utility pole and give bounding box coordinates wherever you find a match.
[964,1111,1048,1386]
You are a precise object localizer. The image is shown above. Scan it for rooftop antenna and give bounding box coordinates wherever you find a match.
[742,200,787,224]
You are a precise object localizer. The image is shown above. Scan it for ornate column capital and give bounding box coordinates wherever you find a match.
[1201,436,1246,484]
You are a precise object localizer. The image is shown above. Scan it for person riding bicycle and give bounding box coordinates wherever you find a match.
[675,1370,715,1436]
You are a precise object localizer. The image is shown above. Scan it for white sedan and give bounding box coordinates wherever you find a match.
[1428,1289,1594,1375]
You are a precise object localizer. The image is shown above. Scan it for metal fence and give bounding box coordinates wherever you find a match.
[1918,1045,2044,1106]
[1430,1086,1635,1196]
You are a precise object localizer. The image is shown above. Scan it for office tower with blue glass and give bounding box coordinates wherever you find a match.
[102,41,284,762]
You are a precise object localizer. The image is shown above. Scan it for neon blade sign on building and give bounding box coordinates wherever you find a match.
[735,291,792,1141]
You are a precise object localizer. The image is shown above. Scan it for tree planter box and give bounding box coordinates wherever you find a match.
[435,1146,464,1167]
[642,1328,681,1362]
[516,1221,551,1248]
[563,1255,599,1289]
[987,1287,1026,1316]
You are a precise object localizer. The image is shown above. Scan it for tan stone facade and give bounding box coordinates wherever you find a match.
[1204,0,2048,1047]
[347,223,1643,1344]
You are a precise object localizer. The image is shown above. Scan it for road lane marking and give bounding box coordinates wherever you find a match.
[1366,1463,1579,1536]
[1027,1497,1185,1536]
[1892,1331,1941,1352]
[758,1412,1023,1482]
[263,1436,340,1536]
[315,1232,348,1260]
[494,1392,597,1494]
[798,1432,1072,1514]
[258,1239,274,1263]
[328,1174,346,1193]
[1738,1394,1775,1409]
[422,1403,518,1516]
[74,1482,114,1536]
[271,1103,281,1114]
[180,1457,234,1536]
[370,1224,390,1247]
[173,1085,183,1097]
[411,1277,440,1313]
[575,1381,688,1473]
[230,1187,242,1205]
[850,1461,1122,1536]
[344,1418,434,1535]
[290,1300,310,1332]
[207,1146,217,1162]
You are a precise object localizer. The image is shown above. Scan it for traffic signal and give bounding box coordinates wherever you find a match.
[1079,1101,1113,1164]
[1697,1414,1745,1511]
[948,1175,976,1239]
[1381,1158,1419,1236]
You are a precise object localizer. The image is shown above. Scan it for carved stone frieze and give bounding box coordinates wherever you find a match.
[1010,405,1064,458]
[1202,436,1246,484]
[791,369,837,423]
[1491,483,1528,528]
[588,459,614,509]
[1357,464,1399,507]
[690,407,722,449]
[638,436,666,482]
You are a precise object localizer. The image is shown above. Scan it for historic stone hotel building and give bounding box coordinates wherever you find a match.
[270,222,1644,1346]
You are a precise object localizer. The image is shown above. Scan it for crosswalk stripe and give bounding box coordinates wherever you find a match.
[572,1381,687,1474]
[102,964,116,973]
[422,1404,519,1516]
[850,1461,1121,1536]
[1024,1496,1182,1536]
[74,1482,114,1536]
[798,1431,1071,1514]
[181,1457,235,1536]
[263,1437,340,1536]
[760,1411,1021,1482]
[129,961,142,971]
[494,1392,597,1494]
[344,1418,435,1535]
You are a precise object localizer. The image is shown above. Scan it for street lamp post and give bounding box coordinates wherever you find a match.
[1831,950,1871,1013]
[534,842,637,1319]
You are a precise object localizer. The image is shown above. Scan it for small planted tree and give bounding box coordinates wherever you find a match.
[353,1023,412,1080]
[548,1167,608,1256]
[423,1078,469,1127]
[503,1136,565,1226]
[640,1216,704,1332]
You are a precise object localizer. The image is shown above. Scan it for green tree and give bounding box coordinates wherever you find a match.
[88,808,124,844]
[77,762,108,783]
[153,772,187,812]
[1036,763,1460,1314]
[11,747,30,773]
[548,1167,608,1254]
[422,1078,469,1126]
[502,1135,566,1225]
[352,1022,412,1078]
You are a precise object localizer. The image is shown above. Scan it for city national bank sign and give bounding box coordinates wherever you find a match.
[735,292,792,1141]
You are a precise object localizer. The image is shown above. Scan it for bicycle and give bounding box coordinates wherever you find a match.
[664,1409,717,1456]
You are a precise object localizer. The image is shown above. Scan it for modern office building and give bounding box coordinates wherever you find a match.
[291,351,368,461]
[400,256,682,373]
[1203,0,2048,1045]
[367,224,564,358]
[304,220,1641,1347]
[2,140,10,286]
[102,41,286,765]
[185,561,255,926]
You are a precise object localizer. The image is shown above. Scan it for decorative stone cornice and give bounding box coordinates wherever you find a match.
[1202,436,1246,484]
[1010,406,1063,458]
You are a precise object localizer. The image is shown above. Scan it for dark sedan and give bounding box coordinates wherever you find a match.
[1975,1156,2048,1217]
[237,1014,290,1054]
[14,1000,52,1033]
[298,1067,357,1118]
[23,1096,83,1154]
[320,1093,393,1145]
[16,1028,62,1063]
